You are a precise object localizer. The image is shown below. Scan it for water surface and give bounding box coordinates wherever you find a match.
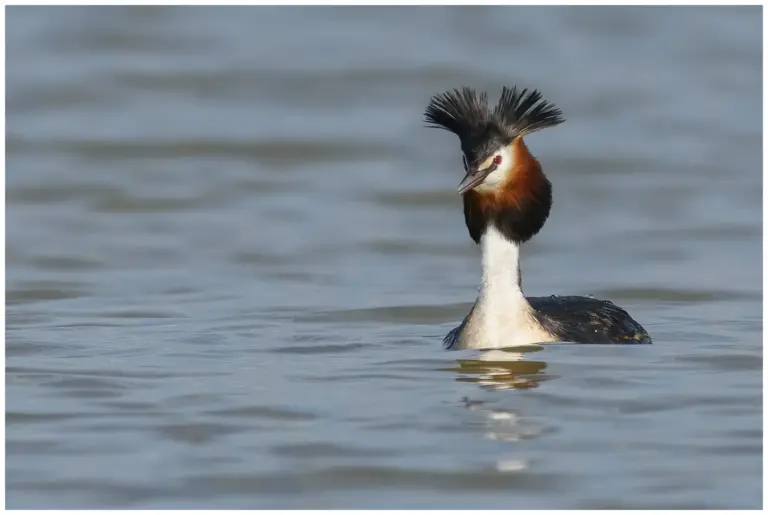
[6,6,762,509]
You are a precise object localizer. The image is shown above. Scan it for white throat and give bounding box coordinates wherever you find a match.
[480,225,527,313]
[471,225,552,348]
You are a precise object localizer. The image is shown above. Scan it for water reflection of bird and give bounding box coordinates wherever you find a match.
[424,86,652,350]
[450,350,551,472]
[445,347,551,391]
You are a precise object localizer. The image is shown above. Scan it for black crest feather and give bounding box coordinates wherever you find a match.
[424,87,489,138]
[424,86,564,148]
[494,86,565,136]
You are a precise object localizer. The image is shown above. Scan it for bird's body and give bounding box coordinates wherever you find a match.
[445,295,652,350]
[424,86,652,350]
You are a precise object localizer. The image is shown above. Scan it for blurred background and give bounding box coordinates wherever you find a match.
[6,6,762,509]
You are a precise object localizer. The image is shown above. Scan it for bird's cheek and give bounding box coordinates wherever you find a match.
[477,168,506,191]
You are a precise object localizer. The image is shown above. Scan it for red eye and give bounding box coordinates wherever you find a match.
[493,155,503,165]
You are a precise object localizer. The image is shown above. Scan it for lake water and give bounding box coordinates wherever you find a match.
[5,6,763,509]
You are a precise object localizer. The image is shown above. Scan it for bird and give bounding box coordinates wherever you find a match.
[424,86,652,350]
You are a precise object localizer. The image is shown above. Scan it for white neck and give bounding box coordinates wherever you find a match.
[472,226,549,348]
[480,225,526,308]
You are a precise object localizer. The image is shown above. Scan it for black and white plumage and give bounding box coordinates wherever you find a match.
[444,296,652,350]
[425,86,652,350]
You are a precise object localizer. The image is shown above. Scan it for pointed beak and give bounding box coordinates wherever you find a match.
[457,167,493,195]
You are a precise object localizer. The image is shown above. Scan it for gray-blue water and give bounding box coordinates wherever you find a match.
[6,6,762,509]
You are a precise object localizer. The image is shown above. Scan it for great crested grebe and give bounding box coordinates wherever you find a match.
[425,86,652,350]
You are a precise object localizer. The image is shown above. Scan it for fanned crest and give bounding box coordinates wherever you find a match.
[424,86,565,143]
[424,87,489,140]
[493,86,565,136]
